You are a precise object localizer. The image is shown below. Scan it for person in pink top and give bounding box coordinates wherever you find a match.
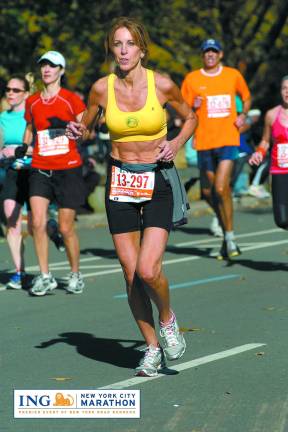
[249,75,288,228]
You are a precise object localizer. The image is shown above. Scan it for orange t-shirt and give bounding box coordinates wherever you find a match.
[181,66,251,151]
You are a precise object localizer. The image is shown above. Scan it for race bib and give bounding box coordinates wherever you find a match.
[207,94,231,118]
[38,128,69,156]
[109,166,155,203]
[277,143,288,168]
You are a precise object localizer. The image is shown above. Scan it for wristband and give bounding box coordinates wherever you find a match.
[256,147,267,158]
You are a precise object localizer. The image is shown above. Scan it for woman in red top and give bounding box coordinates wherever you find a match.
[250,76,288,229]
[22,51,86,296]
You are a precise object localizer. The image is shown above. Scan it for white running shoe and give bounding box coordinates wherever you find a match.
[210,216,223,237]
[160,312,186,361]
[66,272,85,294]
[30,273,58,296]
[135,345,166,377]
[248,185,270,199]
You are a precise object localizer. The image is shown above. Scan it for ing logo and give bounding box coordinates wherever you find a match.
[126,117,139,128]
[53,392,74,406]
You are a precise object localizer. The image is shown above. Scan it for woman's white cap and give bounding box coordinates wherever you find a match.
[38,51,66,68]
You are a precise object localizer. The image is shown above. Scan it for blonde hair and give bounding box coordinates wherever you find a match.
[105,16,150,66]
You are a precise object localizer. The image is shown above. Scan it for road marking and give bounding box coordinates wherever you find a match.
[3,229,287,282]
[98,343,266,389]
[18,237,288,279]
[24,256,105,272]
[175,228,282,247]
[77,238,288,279]
[114,274,241,299]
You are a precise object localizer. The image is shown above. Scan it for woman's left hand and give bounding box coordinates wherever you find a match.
[156,141,177,162]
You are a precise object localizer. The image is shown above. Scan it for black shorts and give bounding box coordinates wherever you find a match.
[105,161,173,234]
[1,168,30,208]
[29,166,86,209]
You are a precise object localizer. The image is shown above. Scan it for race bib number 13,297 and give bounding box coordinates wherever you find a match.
[109,165,155,203]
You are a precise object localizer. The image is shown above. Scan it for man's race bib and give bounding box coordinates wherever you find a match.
[277,143,288,168]
[207,94,231,118]
[37,128,69,156]
[109,165,155,203]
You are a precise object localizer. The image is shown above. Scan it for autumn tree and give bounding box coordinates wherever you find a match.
[1,0,288,109]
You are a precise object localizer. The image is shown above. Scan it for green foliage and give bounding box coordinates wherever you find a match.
[1,0,288,110]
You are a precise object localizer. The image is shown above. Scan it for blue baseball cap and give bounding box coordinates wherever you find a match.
[201,39,222,52]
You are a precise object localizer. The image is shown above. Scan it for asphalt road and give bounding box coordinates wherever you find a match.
[1,202,288,432]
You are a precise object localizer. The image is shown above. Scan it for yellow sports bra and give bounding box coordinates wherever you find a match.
[105,69,167,142]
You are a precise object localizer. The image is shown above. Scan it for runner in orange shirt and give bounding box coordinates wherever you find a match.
[181,39,251,259]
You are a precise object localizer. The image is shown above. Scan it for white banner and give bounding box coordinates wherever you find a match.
[14,389,140,418]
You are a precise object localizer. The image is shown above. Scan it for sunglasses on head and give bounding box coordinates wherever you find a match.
[5,87,25,93]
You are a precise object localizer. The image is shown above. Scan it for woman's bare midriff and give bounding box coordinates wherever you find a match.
[110,135,166,163]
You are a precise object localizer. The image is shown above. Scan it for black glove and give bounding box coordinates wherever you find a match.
[15,143,28,158]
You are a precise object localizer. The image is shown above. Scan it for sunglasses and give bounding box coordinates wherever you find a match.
[5,87,25,93]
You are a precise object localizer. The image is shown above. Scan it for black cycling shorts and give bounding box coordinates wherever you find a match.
[105,161,173,234]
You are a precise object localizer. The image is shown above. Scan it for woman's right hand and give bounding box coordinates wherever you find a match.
[249,151,263,166]
[66,121,87,140]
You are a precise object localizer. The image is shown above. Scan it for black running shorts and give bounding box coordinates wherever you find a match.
[1,168,30,208]
[105,161,173,234]
[29,166,86,209]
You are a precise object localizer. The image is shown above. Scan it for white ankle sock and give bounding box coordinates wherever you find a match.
[225,231,235,241]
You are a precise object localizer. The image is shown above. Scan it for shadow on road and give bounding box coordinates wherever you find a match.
[0,271,35,291]
[80,248,117,258]
[165,243,288,275]
[174,226,211,236]
[166,245,214,258]
[35,332,145,368]
[35,333,180,375]
[221,258,288,272]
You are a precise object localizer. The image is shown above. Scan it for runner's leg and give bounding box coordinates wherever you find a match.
[30,196,50,273]
[112,230,159,348]
[214,159,234,232]
[137,227,170,323]
[58,208,79,272]
[272,173,288,229]
[4,199,24,272]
